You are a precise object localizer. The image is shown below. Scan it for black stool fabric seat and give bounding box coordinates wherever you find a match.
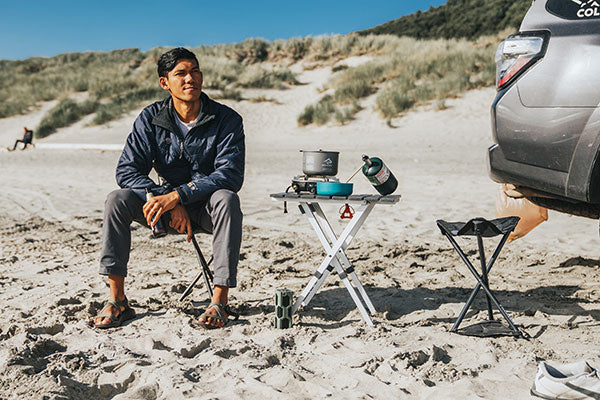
[437,216,523,338]
[437,216,519,237]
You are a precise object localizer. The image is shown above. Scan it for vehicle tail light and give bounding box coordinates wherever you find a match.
[495,32,547,90]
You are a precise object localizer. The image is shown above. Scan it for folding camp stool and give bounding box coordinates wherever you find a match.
[179,233,214,302]
[436,216,523,337]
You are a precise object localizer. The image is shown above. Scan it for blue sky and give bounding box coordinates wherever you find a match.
[0,0,446,60]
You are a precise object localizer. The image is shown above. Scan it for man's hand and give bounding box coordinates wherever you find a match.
[143,190,180,228]
[169,204,192,242]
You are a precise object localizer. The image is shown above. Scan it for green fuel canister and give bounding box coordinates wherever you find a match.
[361,154,398,195]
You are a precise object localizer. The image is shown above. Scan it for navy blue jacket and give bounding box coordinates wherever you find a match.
[116,93,245,205]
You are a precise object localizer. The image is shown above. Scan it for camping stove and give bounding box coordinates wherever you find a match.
[291,175,339,194]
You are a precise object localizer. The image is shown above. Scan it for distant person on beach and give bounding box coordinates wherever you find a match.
[8,127,34,151]
[92,47,245,330]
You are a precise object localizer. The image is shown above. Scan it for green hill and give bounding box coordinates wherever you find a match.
[358,0,532,40]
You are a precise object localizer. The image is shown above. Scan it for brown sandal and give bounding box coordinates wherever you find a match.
[93,297,136,329]
[199,302,239,330]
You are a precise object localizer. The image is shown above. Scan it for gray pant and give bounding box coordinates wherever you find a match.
[99,188,242,287]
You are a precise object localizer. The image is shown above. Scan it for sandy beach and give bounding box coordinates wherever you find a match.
[1,62,599,399]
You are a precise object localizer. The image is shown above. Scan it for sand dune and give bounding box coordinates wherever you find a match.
[0,63,599,399]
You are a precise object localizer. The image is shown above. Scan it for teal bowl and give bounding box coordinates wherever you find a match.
[316,182,353,196]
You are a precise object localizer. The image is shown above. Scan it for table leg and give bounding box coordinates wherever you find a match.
[292,203,341,311]
[295,202,374,325]
[312,203,376,314]
[292,203,336,312]
[301,202,372,307]
[333,262,374,326]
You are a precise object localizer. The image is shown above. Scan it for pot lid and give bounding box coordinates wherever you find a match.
[300,149,340,154]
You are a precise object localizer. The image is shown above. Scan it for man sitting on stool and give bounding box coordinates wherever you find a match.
[92,47,244,330]
[9,127,34,151]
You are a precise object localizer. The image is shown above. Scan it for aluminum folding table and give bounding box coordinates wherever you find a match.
[270,192,400,326]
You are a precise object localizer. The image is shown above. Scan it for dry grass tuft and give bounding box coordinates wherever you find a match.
[298,34,499,124]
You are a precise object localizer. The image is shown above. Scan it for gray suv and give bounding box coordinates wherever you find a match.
[488,0,600,218]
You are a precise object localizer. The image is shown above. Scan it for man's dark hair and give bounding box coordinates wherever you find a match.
[157,47,199,78]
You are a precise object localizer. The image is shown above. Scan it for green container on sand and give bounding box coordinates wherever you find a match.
[274,289,294,329]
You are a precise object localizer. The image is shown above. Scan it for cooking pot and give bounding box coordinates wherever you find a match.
[301,150,339,176]
[316,182,353,196]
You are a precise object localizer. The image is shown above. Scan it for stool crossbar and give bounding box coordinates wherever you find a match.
[437,216,523,337]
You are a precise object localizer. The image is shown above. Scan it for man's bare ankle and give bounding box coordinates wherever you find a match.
[212,286,229,304]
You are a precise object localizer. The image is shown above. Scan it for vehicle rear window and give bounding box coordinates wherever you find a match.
[547,0,600,19]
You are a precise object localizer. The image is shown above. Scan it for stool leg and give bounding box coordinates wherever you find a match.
[180,270,205,302]
[192,236,214,300]
[445,232,522,336]
[179,236,214,302]
[456,247,521,335]
[477,234,494,321]
[451,281,480,332]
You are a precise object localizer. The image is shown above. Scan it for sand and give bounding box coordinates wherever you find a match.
[1,63,599,399]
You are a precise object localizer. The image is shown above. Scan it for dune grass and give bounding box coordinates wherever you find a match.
[237,66,299,89]
[0,49,145,119]
[247,96,282,104]
[1,31,504,135]
[37,99,99,138]
[216,34,398,64]
[0,45,304,136]
[92,87,167,125]
[298,95,336,126]
[297,34,500,125]
[5,34,397,135]
[210,88,243,102]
